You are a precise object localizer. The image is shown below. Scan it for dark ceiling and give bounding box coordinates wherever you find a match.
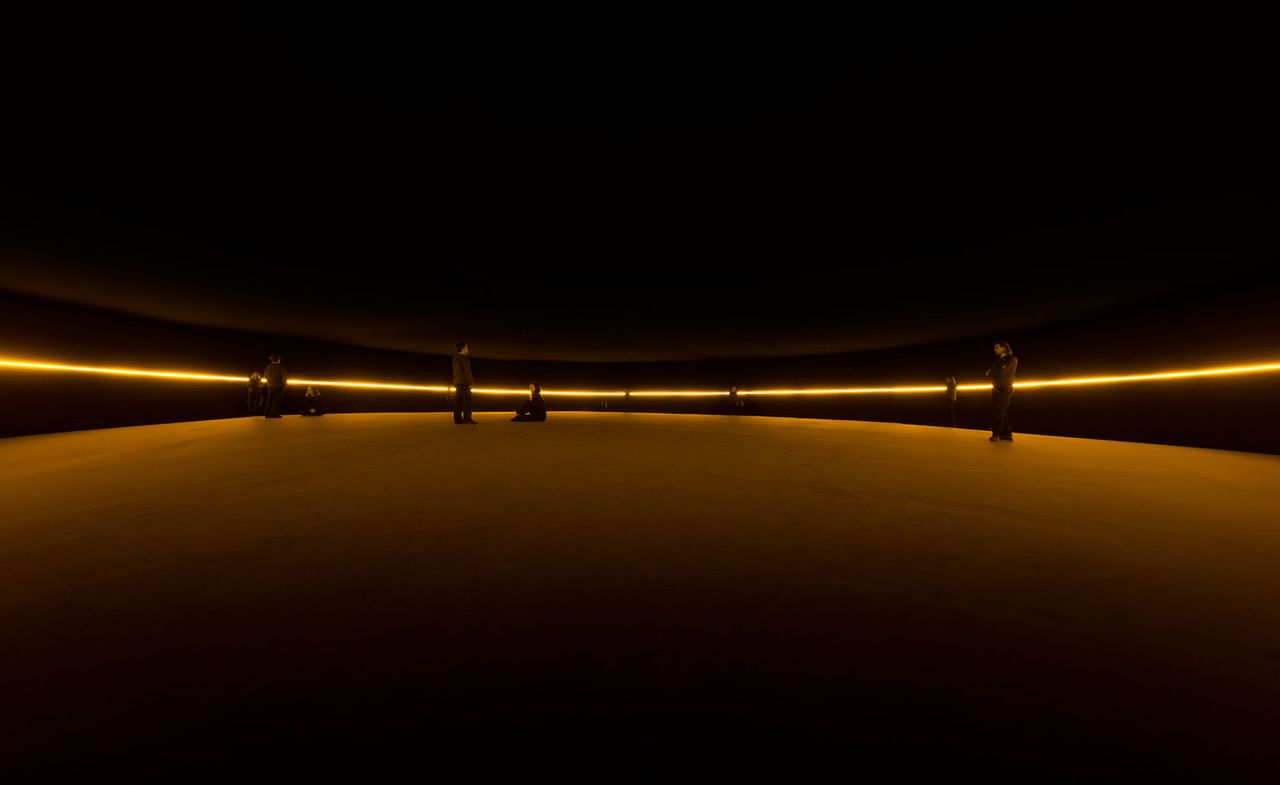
[2,2,1276,361]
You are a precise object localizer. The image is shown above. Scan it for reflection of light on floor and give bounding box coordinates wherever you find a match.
[3,356,1280,397]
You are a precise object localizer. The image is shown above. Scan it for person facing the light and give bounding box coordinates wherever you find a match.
[986,341,1017,441]
[246,372,264,416]
[511,382,547,422]
[944,375,958,428]
[726,385,745,415]
[263,354,288,418]
[452,341,476,424]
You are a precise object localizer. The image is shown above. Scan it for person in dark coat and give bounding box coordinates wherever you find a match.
[452,341,476,424]
[302,386,324,416]
[511,382,547,422]
[986,342,1017,441]
[263,354,288,418]
[246,372,264,416]
[944,375,958,428]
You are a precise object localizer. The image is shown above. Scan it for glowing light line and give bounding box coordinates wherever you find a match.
[742,385,949,396]
[737,362,1280,396]
[289,378,449,392]
[3,357,1280,398]
[474,387,629,397]
[990,363,1280,390]
[0,359,248,384]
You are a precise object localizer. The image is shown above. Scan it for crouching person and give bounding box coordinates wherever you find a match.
[302,386,324,416]
[511,382,547,422]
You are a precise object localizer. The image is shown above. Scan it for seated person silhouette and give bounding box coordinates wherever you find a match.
[302,386,324,416]
[511,382,547,422]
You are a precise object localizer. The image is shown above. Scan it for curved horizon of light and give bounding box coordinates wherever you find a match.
[3,357,1280,397]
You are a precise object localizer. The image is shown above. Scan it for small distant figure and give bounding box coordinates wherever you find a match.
[263,354,287,418]
[726,385,745,415]
[452,341,477,425]
[246,372,264,417]
[511,382,547,422]
[302,386,324,416]
[986,341,1018,441]
[944,375,958,428]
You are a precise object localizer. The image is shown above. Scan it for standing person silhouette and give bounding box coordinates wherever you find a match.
[452,341,477,425]
[944,375,958,428]
[726,385,745,415]
[511,382,547,422]
[986,342,1017,441]
[263,354,287,419]
[246,372,264,417]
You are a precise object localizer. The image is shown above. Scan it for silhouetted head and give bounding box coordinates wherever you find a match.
[529,382,541,397]
[456,341,469,355]
[306,386,319,397]
[993,341,1012,357]
[945,375,957,385]
[249,372,261,381]
[269,354,281,363]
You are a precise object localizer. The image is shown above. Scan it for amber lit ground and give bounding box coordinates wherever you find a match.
[3,413,1279,776]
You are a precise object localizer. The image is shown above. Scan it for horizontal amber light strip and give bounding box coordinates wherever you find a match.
[3,358,1280,397]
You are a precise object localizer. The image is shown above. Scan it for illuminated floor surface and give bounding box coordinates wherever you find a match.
[2,413,1279,774]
